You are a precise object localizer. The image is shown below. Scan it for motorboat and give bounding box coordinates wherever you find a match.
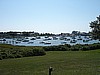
[22,39,29,42]
[30,38,36,40]
[70,40,77,43]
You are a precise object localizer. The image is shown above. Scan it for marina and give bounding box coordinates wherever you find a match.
[0,36,100,46]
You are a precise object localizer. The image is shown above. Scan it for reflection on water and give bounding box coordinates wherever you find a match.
[0,36,100,46]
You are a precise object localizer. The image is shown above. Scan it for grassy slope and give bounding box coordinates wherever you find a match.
[0,50,100,75]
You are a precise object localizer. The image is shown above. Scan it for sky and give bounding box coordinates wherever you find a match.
[0,0,100,34]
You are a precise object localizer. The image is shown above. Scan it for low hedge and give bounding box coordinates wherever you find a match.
[0,43,100,60]
[43,43,100,51]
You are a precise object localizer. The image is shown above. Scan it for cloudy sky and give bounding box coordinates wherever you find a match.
[0,0,100,33]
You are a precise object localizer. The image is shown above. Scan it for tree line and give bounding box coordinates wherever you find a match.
[0,31,55,38]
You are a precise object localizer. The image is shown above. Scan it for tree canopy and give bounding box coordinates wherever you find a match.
[90,15,100,40]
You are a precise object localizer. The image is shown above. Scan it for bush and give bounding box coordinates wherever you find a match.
[32,48,46,56]
[0,45,46,60]
[1,52,7,59]
[43,44,71,51]
[0,53,3,60]
[22,49,33,57]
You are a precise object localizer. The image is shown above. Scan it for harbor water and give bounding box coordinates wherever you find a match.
[0,36,100,46]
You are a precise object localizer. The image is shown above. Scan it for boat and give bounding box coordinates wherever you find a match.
[44,42,51,44]
[61,42,67,44]
[43,38,52,41]
[30,38,36,40]
[40,41,51,44]
[15,41,21,44]
[36,36,41,39]
[72,36,76,39]
[66,38,70,41]
[77,38,82,40]
[70,40,77,43]
[3,39,6,41]
[25,37,29,39]
[45,36,49,38]
[59,37,65,40]
[52,36,58,40]
[64,38,70,41]
[22,40,29,42]
[83,40,89,42]
[28,42,34,44]
[39,41,45,44]
[16,38,23,41]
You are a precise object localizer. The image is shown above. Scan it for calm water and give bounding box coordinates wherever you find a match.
[0,36,100,46]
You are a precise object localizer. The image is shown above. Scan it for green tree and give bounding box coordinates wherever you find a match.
[90,15,100,40]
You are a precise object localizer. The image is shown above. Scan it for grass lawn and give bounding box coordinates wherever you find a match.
[0,50,100,75]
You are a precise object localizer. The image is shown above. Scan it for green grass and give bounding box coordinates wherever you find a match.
[0,50,100,75]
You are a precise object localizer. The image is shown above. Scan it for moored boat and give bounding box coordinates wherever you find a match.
[70,40,77,43]
[22,40,29,42]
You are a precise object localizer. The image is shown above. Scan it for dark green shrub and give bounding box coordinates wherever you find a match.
[0,53,3,60]
[0,44,46,60]
[32,48,46,56]
[1,52,7,59]
[8,54,15,58]
[44,44,71,51]
[15,54,22,58]
[22,49,33,57]
[81,46,90,51]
